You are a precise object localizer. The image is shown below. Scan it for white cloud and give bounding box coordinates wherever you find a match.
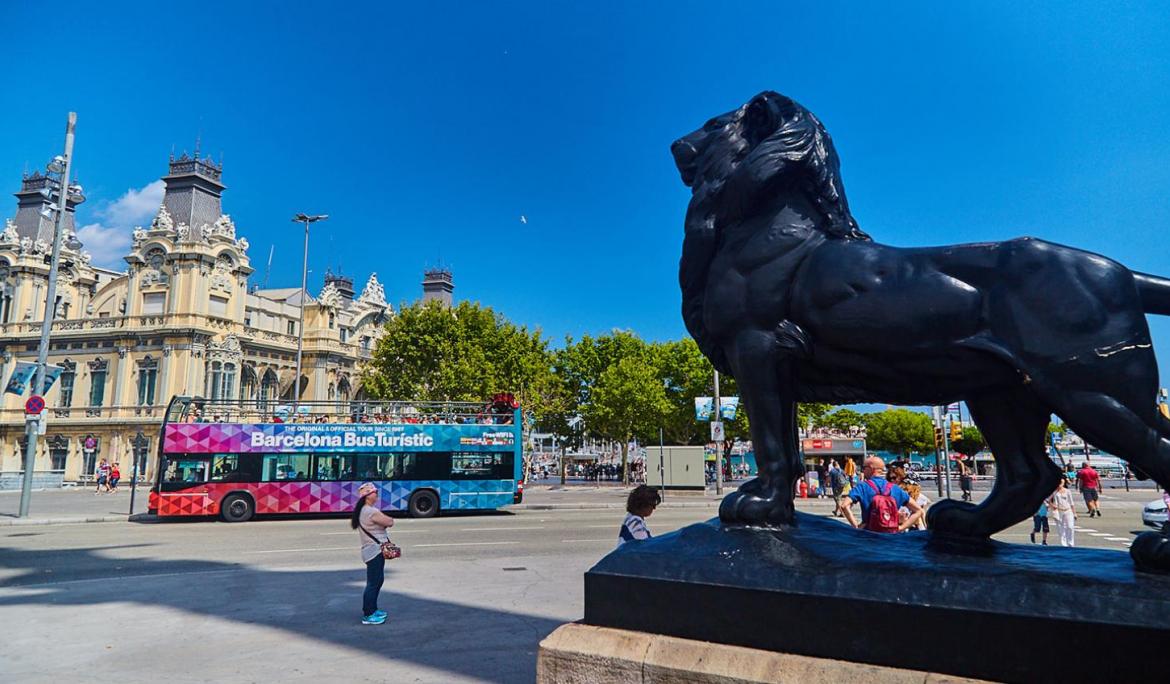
[76,180,165,268]
[76,222,132,268]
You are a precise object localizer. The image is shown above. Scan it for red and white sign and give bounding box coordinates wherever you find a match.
[25,395,45,415]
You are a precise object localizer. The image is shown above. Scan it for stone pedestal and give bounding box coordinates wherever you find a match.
[580,514,1170,683]
[537,623,986,684]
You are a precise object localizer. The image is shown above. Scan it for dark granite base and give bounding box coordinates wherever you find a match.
[584,513,1170,683]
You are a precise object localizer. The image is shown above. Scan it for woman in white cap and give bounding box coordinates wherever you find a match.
[350,482,395,624]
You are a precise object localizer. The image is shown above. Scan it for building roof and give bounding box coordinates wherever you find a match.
[251,287,315,305]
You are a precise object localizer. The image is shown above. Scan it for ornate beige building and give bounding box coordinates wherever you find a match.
[0,154,391,484]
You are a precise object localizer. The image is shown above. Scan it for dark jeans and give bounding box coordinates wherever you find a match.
[363,553,385,616]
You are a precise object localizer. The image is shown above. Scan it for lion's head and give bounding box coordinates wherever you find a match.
[671,91,868,240]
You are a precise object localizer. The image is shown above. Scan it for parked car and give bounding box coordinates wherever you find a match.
[1142,498,1169,529]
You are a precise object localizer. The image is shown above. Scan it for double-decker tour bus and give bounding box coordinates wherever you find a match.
[149,394,523,522]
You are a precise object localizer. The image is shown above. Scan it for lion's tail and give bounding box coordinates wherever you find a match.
[1134,271,1170,316]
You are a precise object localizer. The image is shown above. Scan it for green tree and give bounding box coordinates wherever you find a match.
[864,408,934,457]
[363,300,556,415]
[814,407,867,436]
[655,338,718,445]
[798,403,833,432]
[951,426,985,458]
[583,350,672,485]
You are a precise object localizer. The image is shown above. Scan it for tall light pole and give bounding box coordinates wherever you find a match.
[19,113,78,518]
[714,370,723,495]
[291,213,327,413]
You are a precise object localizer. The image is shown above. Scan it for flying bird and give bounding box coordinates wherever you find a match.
[520,215,528,224]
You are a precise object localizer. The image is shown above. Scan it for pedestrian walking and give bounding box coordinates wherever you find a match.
[958,458,973,502]
[351,482,395,625]
[95,458,111,494]
[839,456,923,533]
[618,485,661,546]
[816,459,829,499]
[1076,461,1102,517]
[1047,478,1077,547]
[828,460,847,516]
[109,463,121,492]
[1030,499,1050,545]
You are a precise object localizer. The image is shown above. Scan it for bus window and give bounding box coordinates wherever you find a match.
[314,454,357,481]
[391,452,450,480]
[263,454,311,481]
[210,454,261,482]
[163,457,209,486]
[452,452,514,479]
[353,454,393,480]
[452,453,493,478]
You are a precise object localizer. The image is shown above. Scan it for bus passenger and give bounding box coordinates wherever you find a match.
[352,482,395,625]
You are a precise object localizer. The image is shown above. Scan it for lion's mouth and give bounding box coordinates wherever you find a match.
[671,139,699,187]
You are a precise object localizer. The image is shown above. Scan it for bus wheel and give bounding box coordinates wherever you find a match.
[408,490,439,518]
[221,493,255,522]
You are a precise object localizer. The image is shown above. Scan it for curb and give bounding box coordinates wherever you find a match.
[0,514,127,526]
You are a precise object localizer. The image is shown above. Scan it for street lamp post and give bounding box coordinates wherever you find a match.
[128,431,149,516]
[714,370,723,495]
[18,113,77,518]
[290,213,327,414]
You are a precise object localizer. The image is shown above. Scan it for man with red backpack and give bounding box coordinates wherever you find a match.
[838,456,924,533]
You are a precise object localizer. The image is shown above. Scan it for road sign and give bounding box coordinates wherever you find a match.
[25,395,45,415]
[711,421,724,441]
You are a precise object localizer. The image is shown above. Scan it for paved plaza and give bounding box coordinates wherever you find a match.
[0,485,1160,682]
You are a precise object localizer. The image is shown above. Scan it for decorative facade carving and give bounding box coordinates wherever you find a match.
[210,214,236,240]
[0,219,18,244]
[318,281,343,309]
[359,273,386,306]
[151,205,174,232]
[211,254,234,292]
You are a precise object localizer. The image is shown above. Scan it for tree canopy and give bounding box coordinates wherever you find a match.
[864,408,934,456]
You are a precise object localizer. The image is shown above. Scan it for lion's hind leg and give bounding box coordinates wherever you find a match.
[928,388,1058,539]
[1053,390,1170,571]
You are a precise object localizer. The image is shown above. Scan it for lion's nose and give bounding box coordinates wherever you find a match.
[671,139,698,168]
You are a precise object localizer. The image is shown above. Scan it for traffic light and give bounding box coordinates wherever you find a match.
[950,421,962,442]
[933,426,943,451]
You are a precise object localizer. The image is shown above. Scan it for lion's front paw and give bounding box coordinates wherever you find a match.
[926,498,989,538]
[1131,531,1170,573]
[719,482,793,527]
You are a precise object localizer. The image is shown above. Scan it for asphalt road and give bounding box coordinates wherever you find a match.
[0,489,1161,683]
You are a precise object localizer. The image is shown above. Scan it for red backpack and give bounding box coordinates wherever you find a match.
[865,480,900,533]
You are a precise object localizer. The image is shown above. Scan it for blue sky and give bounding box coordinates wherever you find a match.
[3,2,1170,380]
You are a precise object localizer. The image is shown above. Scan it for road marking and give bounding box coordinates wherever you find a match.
[1089,533,1111,537]
[1076,528,1097,532]
[246,546,351,554]
[412,541,520,548]
[561,538,611,543]
[459,526,545,531]
[1105,537,1130,542]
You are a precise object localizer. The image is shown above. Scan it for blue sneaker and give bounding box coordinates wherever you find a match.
[362,613,386,625]
[373,610,387,619]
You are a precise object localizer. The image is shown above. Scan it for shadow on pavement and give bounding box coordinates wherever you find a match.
[0,544,561,683]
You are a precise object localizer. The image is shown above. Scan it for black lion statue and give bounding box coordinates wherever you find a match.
[673,90,1170,571]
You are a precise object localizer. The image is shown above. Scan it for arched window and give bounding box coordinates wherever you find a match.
[58,359,76,408]
[137,356,158,406]
[259,369,278,410]
[206,361,236,401]
[0,258,12,323]
[88,359,108,407]
[241,366,257,402]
